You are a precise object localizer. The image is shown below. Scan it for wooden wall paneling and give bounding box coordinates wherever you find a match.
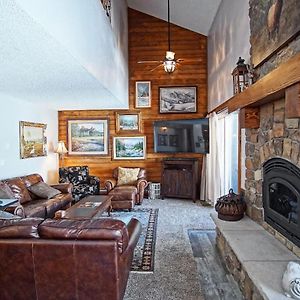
[58,9,208,195]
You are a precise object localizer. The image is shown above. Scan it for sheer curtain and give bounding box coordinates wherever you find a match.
[200,112,222,204]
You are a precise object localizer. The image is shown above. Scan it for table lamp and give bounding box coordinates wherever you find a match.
[55,141,68,166]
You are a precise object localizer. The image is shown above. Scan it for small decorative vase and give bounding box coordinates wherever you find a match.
[215,189,246,221]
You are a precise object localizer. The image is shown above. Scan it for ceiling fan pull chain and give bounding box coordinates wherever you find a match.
[168,0,171,52]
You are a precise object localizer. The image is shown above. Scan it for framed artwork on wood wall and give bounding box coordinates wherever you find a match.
[135,81,151,108]
[19,121,47,159]
[67,119,109,155]
[159,86,197,113]
[113,136,146,160]
[116,111,141,133]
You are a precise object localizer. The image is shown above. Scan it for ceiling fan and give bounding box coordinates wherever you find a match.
[137,0,201,74]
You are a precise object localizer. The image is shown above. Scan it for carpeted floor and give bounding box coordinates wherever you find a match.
[124,198,215,300]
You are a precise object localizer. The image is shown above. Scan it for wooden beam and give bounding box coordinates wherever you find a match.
[239,108,260,129]
[209,52,300,113]
[285,83,300,118]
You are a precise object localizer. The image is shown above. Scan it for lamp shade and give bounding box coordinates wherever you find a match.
[55,141,68,154]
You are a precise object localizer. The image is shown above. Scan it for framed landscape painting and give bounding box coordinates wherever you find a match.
[68,119,109,155]
[116,112,141,133]
[250,0,300,67]
[113,136,146,160]
[19,121,47,159]
[159,86,197,113]
[136,81,151,108]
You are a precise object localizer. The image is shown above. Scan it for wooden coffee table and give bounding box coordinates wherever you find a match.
[56,195,112,220]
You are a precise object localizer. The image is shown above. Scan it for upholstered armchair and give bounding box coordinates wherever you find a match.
[105,167,148,210]
[59,166,100,202]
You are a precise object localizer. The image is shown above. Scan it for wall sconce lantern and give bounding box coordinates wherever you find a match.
[232,57,251,95]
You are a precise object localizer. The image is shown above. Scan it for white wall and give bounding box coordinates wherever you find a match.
[207,0,250,112]
[1,0,129,110]
[0,93,58,183]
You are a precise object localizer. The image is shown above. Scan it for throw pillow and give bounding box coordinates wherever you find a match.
[117,167,140,186]
[0,182,14,199]
[28,182,61,199]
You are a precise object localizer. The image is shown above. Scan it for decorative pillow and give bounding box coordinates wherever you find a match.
[0,182,14,199]
[117,167,140,186]
[28,182,61,199]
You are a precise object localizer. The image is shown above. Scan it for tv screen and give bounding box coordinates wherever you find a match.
[153,118,209,154]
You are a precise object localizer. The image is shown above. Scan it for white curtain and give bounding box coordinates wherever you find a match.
[200,112,222,205]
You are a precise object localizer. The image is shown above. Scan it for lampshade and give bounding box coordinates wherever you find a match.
[55,141,68,155]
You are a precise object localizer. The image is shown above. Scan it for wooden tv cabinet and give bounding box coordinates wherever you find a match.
[161,158,199,202]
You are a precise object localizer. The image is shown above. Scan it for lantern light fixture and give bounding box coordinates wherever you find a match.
[232,57,251,95]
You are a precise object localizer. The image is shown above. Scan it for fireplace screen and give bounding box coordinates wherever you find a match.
[269,182,298,225]
[263,158,300,247]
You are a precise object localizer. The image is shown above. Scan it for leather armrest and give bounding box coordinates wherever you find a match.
[105,179,117,193]
[136,178,148,192]
[51,183,73,194]
[126,218,142,250]
[4,205,25,218]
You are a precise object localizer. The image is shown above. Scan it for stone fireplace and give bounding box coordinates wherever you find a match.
[245,98,300,256]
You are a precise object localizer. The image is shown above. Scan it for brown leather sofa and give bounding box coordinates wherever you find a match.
[105,167,148,210]
[0,217,141,300]
[0,174,72,218]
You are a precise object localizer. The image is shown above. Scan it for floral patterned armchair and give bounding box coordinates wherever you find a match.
[59,166,100,202]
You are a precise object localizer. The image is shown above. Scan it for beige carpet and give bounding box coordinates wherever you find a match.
[124,198,215,300]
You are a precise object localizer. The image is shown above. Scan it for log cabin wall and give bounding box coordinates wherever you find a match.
[58,8,207,187]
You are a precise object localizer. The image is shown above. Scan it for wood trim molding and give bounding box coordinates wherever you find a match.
[209,52,300,114]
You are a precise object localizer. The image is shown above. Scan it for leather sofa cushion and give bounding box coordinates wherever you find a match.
[0,182,14,199]
[21,174,44,200]
[39,218,129,253]
[28,182,61,199]
[23,202,47,218]
[0,218,43,238]
[5,178,32,204]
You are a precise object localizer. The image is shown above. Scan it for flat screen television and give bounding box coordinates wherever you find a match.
[153,118,209,154]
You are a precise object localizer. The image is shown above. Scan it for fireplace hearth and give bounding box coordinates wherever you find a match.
[263,158,300,247]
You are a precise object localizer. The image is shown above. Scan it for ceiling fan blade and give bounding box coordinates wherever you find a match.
[138,60,163,64]
[150,64,163,72]
[176,58,202,63]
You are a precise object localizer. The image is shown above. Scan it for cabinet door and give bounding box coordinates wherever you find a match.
[177,168,193,197]
[162,169,179,196]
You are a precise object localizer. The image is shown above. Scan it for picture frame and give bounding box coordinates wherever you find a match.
[19,121,47,159]
[68,119,109,155]
[159,86,197,113]
[116,111,141,133]
[136,81,151,108]
[250,0,300,67]
[113,136,146,160]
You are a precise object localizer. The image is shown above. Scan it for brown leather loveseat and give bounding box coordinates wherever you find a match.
[0,217,141,300]
[0,174,72,218]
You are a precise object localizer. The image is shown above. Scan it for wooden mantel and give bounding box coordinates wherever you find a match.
[210,52,300,114]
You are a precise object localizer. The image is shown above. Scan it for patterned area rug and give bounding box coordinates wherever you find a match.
[108,208,159,272]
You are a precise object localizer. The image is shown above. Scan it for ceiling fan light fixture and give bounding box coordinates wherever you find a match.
[166,51,175,60]
[163,59,176,73]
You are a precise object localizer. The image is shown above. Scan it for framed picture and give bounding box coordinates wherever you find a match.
[116,112,141,133]
[136,81,151,108]
[250,0,300,67]
[159,86,197,113]
[19,121,47,159]
[113,136,146,160]
[68,119,109,155]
